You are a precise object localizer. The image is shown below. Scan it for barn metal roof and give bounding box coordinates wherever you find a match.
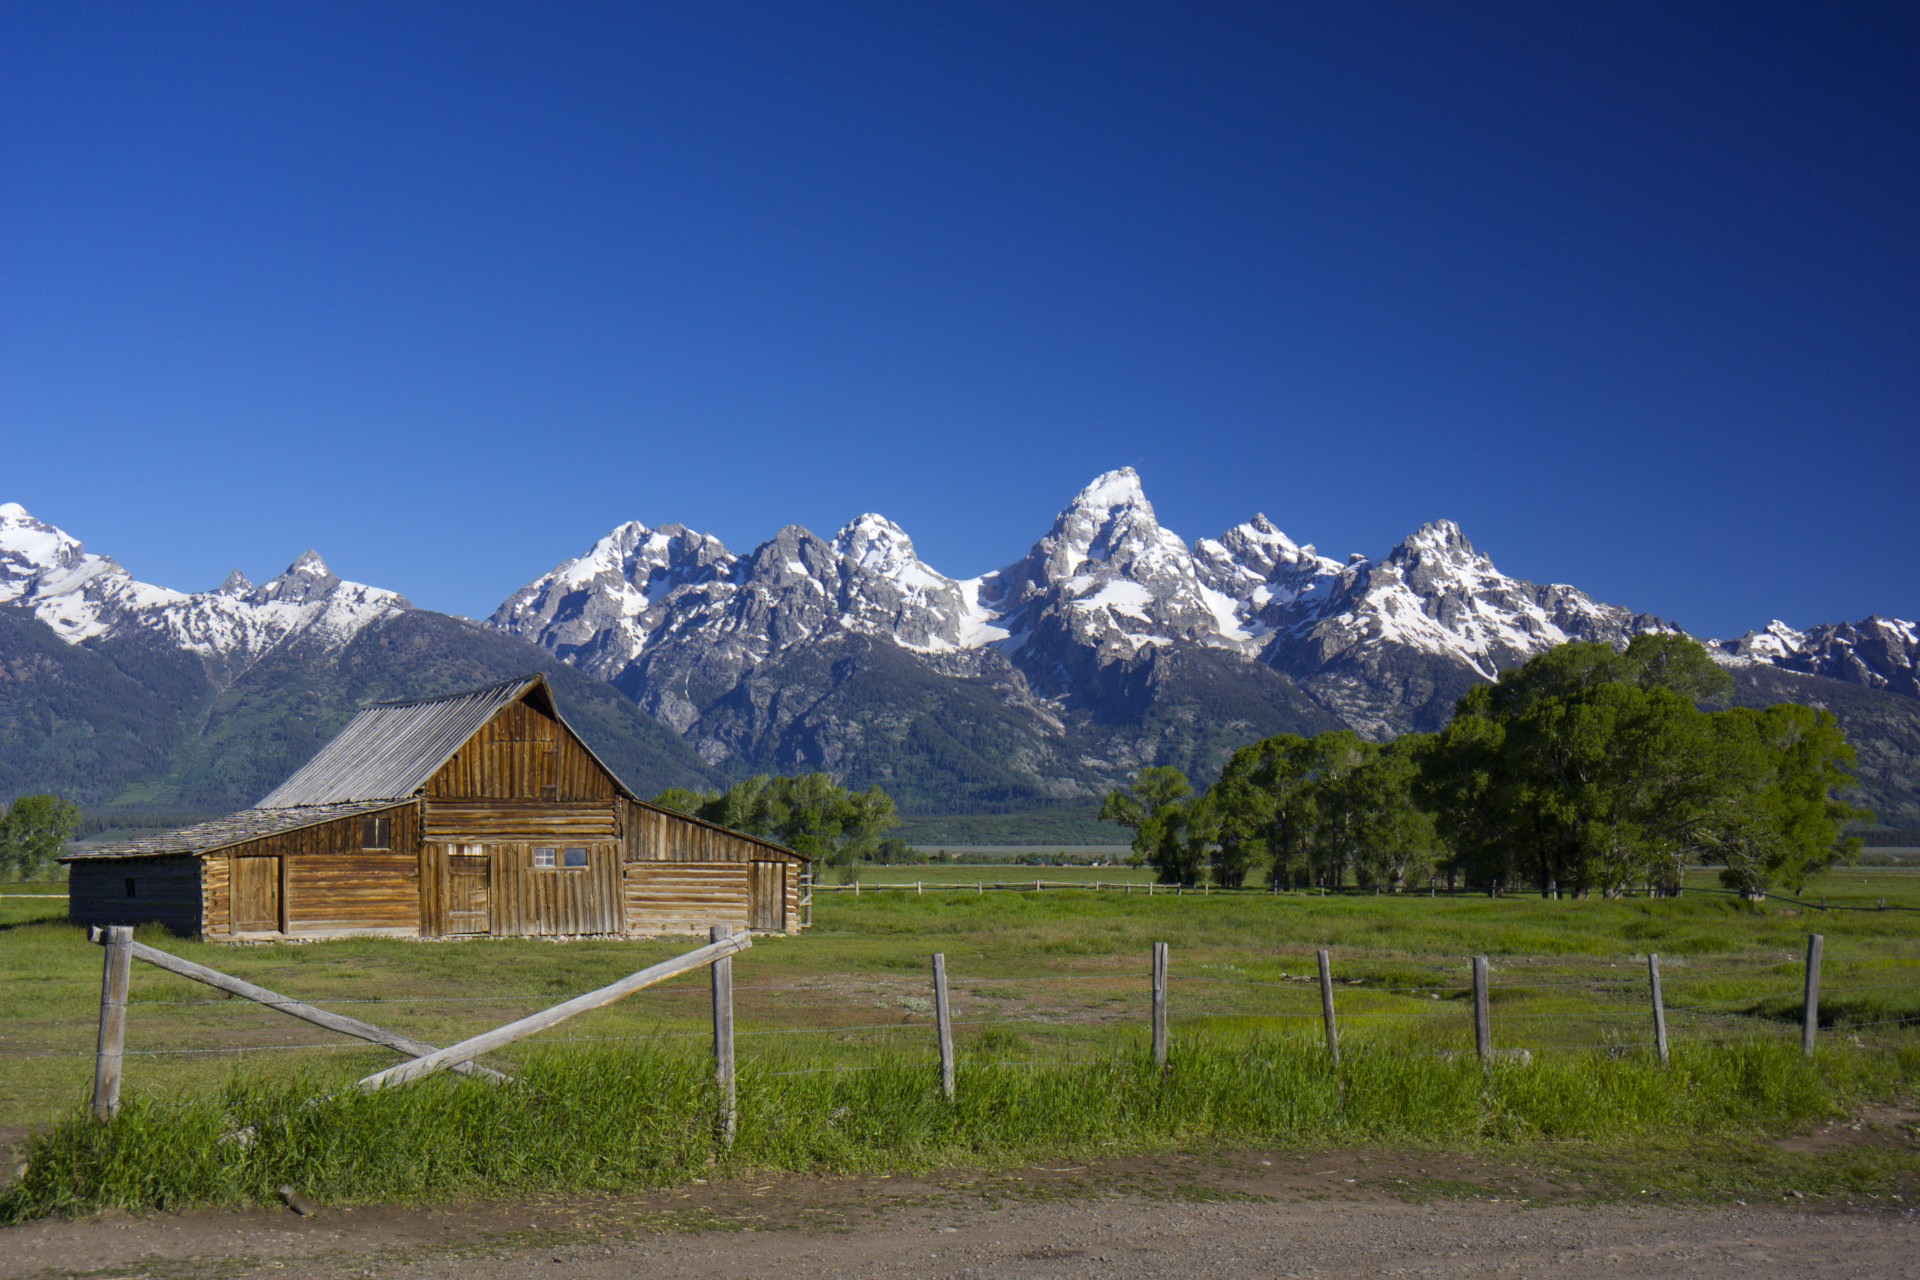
[257,675,560,807]
[63,799,410,862]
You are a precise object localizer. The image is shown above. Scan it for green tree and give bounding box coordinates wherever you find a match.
[1100,767,1206,884]
[1699,705,1868,895]
[649,786,718,816]
[657,774,899,883]
[1620,633,1735,707]
[1493,681,1714,895]
[1295,731,1371,888]
[1,794,81,880]
[1413,703,1511,888]
[1212,735,1321,889]
[1425,634,1846,898]
[1337,738,1444,891]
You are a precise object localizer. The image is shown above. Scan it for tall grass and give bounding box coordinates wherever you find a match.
[7,1032,1912,1223]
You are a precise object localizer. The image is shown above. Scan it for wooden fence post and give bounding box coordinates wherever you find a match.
[1317,948,1339,1064]
[933,952,954,1100]
[1647,953,1669,1066]
[711,924,737,1147]
[1151,942,1169,1068]
[1802,933,1824,1059]
[1471,955,1491,1073]
[92,925,133,1123]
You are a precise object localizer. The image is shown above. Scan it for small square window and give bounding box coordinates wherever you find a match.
[361,816,391,850]
[533,847,557,868]
[563,847,588,868]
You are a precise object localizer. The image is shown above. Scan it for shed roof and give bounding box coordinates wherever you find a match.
[256,674,619,807]
[64,799,409,862]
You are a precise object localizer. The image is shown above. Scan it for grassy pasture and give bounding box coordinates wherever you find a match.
[3,866,1918,1218]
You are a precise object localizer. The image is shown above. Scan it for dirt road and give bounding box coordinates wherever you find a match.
[6,1145,1918,1279]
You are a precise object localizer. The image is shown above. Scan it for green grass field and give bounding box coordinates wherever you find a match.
[3,865,1918,1219]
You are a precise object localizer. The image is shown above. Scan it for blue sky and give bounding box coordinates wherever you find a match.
[2,2,1914,637]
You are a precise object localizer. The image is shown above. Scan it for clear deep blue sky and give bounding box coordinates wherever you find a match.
[2,2,1914,637]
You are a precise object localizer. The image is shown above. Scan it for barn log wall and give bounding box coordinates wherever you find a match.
[193,804,418,939]
[624,802,784,863]
[490,842,622,936]
[288,853,419,935]
[67,857,202,936]
[426,700,618,802]
[423,801,618,843]
[622,862,752,936]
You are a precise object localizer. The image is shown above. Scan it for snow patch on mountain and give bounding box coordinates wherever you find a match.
[1281,519,1672,686]
[1712,616,1920,700]
[0,505,408,664]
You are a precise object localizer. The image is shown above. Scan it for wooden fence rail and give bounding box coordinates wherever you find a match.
[356,931,751,1091]
[87,926,749,1120]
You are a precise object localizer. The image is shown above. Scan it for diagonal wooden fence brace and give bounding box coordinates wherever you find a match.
[355,930,753,1092]
[89,927,508,1084]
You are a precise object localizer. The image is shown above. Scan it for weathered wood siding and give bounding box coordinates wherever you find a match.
[287,853,418,935]
[749,861,786,931]
[623,862,752,936]
[419,844,496,936]
[422,801,618,843]
[202,855,231,936]
[488,842,622,936]
[68,857,201,935]
[211,804,421,866]
[624,802,786,863]
[231,855,282,933]
[426,700,619,802]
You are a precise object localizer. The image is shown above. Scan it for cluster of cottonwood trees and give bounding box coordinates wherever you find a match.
[653,773,899,879]
[1102,636,1867,897]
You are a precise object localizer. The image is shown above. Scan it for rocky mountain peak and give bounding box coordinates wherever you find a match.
[1393,518,1476,561]
[216,569,253,597]
[832,514,921,576]
[253,550,342,605]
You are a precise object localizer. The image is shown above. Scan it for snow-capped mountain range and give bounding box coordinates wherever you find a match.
[0,501,408,679]
[487,468,1684,740]
[4,475,1918,819]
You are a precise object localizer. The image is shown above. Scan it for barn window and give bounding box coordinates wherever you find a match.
[124,878,136,898]
[563,847,588,868]
[361,816,391,850]
[533,847,557,868]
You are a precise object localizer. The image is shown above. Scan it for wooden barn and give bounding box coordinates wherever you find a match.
[64,675,809,941]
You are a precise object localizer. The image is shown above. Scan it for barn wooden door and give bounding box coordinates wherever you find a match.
[232,856,283,933]
[749,861,786,932]
[445,851,492,935]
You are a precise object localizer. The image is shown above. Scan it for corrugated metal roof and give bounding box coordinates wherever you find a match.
[258,676,542,806]
[64,800,409,862]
